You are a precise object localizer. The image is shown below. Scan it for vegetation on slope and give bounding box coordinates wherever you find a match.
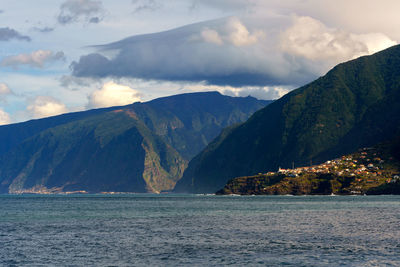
[0,92,268,193]
[175,45,400,193]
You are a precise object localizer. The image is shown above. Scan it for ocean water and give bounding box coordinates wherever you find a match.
[1,194,400,266]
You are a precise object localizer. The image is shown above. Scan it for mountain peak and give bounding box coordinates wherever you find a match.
[174,44,400,193]
[0,92,269,194]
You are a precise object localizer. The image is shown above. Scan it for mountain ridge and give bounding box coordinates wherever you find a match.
[0,91,269,194]
[174,45,400,193]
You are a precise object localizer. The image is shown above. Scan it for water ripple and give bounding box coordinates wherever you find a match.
[0,195,400,266]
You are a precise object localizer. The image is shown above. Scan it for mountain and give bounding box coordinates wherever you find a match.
[174,45,400,193]
[130,92,271,160]
[0,106,120,156]
[0,92,269,194]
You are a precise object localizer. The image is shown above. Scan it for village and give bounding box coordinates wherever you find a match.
[260,146,400,194]
[218,145,400,196]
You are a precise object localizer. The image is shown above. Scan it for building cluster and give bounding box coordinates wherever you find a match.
[10,186,87,195]
[268,147,399,184]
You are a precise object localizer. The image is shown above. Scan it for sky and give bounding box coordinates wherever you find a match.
[0,0,399,124]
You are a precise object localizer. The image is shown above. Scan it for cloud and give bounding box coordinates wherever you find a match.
[199,17,263,46]
[0,27,31,42]
[0,83,12,96]
[190,0,400,41]
[88,81,141,108]
[59,75,96,88]
[89,17,100,24]
[0,109,11,126]
[71,14,396,88]
[1,50,65,69]
[181,82,290,100]
[224,17,263,46]
[58,0,104,25]
[32,27,55,33]
[280,16,397,62]
[353,33,398,57]
[71,17,295,87]
[224,86,290,100]
[27,96,68,119]
[0,83,13,102]
[200,28,223,45]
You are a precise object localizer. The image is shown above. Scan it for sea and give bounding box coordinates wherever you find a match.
[1,194,399,266]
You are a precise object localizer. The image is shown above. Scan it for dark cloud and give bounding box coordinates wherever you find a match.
[71,17,317,87]
[33,27,55,33]
[89,17,100,23]
[0,27,31,42]
[59,75,95,89]
[71,52,302,87]
[58,15,73,24]
[71,53,110,76]
[58,0,104,25]
[71,15,396,87]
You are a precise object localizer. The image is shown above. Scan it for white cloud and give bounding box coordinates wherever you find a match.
[0,83,12,96]
[0,83,13,103]
[27,96,68,119]
[199,17,263,47]
[1,50,65,69]
[201,28,223,45]
[280,16,397,62]
[179,82,290,100]
[193,0,400,41]
[225,17,262,46]
[353,33,398,56]
[0,108,11,125]
[88,81,142,108]
[225,86,290,100]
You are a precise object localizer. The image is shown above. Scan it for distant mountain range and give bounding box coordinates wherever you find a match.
[174,44,400,193]
[0,92,270,194]
[3,44,400,195]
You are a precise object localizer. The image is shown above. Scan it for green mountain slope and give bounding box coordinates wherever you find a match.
[0,106,120,156]
[1,112,185,193]
[174,45,400,193]
[132,92,271,160]
[0,92,268,193]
